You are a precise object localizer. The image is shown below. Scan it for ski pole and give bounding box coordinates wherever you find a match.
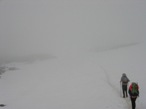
[120,82,122,97]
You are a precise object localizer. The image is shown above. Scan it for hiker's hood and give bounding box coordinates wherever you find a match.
[122,73,126,77]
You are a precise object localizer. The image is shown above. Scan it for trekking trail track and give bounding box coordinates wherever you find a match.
[99,65,131,109]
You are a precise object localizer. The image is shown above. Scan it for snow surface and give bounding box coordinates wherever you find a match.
[0,42,146,109]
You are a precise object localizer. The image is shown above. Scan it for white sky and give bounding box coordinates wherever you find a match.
[0,0,146,57]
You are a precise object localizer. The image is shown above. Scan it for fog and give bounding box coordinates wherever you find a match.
[0,0,146,64]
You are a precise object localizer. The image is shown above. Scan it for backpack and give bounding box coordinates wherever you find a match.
[123,77,128,83]
[131,83,139,94]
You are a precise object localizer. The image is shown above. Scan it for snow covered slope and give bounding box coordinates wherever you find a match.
[0,42,145,109]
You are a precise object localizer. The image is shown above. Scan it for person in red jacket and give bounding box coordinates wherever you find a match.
[128,82,139,109]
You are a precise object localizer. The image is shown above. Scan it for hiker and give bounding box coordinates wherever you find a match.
[128,82,139,109]
[120,73,130,98]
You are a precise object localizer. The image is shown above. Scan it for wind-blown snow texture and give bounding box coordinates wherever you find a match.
[0,42,146,109]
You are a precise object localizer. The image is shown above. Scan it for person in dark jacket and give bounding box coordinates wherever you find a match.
[120,73,130,98]
[128,82,139,109]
